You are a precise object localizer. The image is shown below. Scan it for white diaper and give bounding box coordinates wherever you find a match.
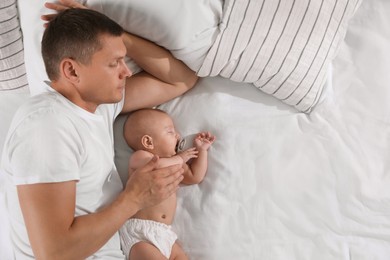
[119,218,178,259]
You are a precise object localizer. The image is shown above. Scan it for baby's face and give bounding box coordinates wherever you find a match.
[151,114,180,157]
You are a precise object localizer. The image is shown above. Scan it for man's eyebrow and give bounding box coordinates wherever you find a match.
[111,55,125,60]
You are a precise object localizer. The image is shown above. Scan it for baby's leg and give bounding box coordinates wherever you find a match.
[170,242,188,260]
[130,241,168,260]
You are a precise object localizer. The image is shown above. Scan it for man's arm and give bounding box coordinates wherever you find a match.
[17,158,184,260]
[42,1,198,113]
[121,33,198,113]
[18,181,128,260]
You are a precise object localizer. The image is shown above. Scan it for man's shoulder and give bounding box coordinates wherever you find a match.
[9,92,78,137]
[14,92,65,120]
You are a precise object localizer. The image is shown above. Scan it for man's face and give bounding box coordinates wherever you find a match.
[76,34,131,110]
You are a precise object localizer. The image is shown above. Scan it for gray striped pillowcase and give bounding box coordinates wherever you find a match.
[198,0,361,112]
[0,0,28,92]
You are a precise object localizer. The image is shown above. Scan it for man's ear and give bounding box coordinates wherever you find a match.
[141,135,154,149]
[61,58,79,83]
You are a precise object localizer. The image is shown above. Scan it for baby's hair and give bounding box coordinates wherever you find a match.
[123,108,168,150]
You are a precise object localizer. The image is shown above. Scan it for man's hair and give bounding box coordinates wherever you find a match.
[41,8,124,80]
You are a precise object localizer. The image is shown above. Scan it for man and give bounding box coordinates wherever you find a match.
[2,3,198,259]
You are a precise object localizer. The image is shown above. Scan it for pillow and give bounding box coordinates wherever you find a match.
[87,0,222,72]
[18,0,52,95]
[0,0,28,92]
[18,0,222,95]
[197,0,362,113]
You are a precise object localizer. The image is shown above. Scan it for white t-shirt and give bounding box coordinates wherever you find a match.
[1,86,126,259]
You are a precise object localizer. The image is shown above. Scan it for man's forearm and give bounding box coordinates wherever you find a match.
[120,32,198,113]
[54,194,138,260]
[18,182,138,260]
[121,33,198,89]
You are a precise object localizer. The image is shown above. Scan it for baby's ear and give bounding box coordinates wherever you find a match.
[141,135,154,149]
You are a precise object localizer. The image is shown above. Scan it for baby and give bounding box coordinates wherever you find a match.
[119,108,216,260]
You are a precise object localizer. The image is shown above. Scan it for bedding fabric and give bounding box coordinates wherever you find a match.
[87,0,222,73]
[115,0,390,258]
[0,92,29,260]
[198,0,362,112]
[0,0,28,92]
[164,0,390,258]
[3,0,390,259]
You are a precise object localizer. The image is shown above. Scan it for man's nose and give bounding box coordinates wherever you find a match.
[120,60,132,78]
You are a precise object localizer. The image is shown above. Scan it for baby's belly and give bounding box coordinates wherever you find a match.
[132,195,176,225]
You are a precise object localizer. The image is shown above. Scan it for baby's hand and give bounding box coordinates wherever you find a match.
[178,147,198,163]
[194,132,216,151]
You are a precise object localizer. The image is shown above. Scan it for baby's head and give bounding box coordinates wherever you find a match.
[124,108,180,157]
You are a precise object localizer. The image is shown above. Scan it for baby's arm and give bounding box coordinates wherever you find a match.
[157,148,198,168]
[128,149,198,173]
[128,150,154,173]
[182,132,216,185]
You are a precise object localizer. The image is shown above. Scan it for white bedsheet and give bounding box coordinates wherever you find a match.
[1,0,390,259]
[158,0,390,258]
[0,92,29,260]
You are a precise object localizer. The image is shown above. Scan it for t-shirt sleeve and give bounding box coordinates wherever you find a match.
[8,113,82,185]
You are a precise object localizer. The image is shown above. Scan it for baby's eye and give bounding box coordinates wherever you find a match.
[168,130,177,135]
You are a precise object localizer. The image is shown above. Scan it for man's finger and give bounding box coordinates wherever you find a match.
[152,163,183,179]
[60,0,87,9]
[44,2,68,11]
[41,14,56,21]
[168,174,184,194]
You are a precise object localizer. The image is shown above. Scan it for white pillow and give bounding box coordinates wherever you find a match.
[198,0,362,112]
[87,0,222,72]
[18,0,51,95]
[17,0,222,95]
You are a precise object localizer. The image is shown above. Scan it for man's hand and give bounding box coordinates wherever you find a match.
[41,0,87,24]
[123,155,184,213]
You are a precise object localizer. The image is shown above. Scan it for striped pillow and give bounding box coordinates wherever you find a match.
[198,0,361,112]
[0,0,28,92]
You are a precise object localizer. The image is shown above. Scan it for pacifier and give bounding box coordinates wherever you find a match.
[175,138,186,153]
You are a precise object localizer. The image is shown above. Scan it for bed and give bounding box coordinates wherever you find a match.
[1,0,390,259]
